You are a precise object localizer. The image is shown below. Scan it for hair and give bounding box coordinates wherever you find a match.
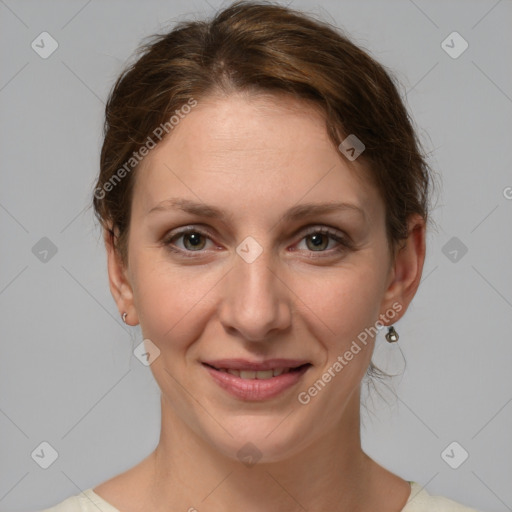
[92,0,437,396]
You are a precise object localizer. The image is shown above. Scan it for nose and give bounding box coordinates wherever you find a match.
[218,247,292,342]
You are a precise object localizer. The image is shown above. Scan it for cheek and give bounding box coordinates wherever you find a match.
[131,252,219,350]
[130,238,388,359]
[293,265,385,350]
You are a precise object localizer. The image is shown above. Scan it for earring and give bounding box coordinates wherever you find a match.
[122,312,128,324]
[385,326,399,343]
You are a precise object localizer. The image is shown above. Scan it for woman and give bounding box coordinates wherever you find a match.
[43,1,480,510]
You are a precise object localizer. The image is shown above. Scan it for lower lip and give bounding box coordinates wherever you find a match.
[203,364,311,401]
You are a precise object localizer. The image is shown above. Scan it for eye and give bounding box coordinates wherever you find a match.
[162,225,352,258]
[294,227,351,256]
[162,227,213,254]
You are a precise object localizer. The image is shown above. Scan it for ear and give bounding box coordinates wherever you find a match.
[379,214,426,324]
[104,226,139,326]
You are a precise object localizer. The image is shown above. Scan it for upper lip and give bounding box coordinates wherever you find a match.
[202,359,311,371]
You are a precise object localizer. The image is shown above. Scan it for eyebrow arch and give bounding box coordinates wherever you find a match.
[147,198,366,223]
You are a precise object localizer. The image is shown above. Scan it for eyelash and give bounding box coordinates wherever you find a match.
[161,226,352,259]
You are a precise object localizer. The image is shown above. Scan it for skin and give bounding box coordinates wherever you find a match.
[97,91,426,512]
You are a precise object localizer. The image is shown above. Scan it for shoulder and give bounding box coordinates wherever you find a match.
[40,488,120,512]
[402,482,481,512]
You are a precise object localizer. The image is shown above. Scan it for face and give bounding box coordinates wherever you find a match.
[108,92,422,463]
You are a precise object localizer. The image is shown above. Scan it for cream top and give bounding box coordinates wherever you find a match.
[41,481,481,511]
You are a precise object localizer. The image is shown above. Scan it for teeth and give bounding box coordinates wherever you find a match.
[221,368,291,379]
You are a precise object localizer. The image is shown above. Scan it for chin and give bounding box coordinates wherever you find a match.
[199,415,311,466]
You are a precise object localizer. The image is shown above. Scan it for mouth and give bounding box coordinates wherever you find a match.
[202,363,311,380]
[201,360,312,401]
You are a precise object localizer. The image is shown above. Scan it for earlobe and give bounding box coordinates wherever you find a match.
[380,215,426,323]
[104,227,138,325]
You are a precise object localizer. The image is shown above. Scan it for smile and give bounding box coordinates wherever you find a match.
[213,367,293,379]
[202,361,312,401]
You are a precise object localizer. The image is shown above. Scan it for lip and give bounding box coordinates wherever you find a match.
[202,361,312,401]
[202,358,310,371]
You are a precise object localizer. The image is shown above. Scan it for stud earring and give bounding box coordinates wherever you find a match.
[122,312,128,324]
[385,326,399,343]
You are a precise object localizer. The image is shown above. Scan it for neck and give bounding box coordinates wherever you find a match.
[145,390,385,512]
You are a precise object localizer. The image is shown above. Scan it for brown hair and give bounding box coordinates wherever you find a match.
[93,0,435,262]
[92,0,436,387]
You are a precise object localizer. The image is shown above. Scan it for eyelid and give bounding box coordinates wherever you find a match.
[300,224,350,241]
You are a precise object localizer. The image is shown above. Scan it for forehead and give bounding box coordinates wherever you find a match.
[132,92,383,223]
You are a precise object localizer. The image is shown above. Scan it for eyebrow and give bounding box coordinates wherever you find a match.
[147,198,366,224]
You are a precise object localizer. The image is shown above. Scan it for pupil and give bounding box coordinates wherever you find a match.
[185,233,204,249]
[310,233,326,249]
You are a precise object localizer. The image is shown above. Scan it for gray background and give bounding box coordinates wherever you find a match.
[0,0,511,511]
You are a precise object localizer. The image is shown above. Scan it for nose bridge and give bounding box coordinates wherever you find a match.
[220,240,291,341]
